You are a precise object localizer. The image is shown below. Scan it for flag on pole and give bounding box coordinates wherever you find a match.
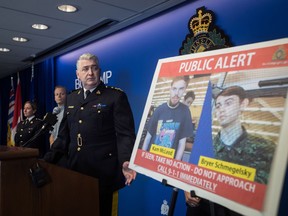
[29,62,35,102]
[7,76,15,146]
[11,73,23,146]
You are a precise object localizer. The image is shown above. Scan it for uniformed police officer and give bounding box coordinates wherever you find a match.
[15,101,44,155]
[44,53,136,216]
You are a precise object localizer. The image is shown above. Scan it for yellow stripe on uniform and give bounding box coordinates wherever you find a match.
[111,191,118,216]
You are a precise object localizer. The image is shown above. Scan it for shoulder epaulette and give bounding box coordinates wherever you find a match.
[106,86,123,92]
[69,89,82,95]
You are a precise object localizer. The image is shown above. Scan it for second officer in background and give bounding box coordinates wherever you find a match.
[15,100,44,156]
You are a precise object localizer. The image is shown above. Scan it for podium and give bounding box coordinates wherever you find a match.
[0,146,99,216]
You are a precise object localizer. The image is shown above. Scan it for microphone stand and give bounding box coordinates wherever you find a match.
[22,124,49,147]
[22,112,58,147]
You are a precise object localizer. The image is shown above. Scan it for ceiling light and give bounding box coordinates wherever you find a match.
[32,24,49,30]
[13,37,28,42]
[58,4,78,13]
[0,48,10,52]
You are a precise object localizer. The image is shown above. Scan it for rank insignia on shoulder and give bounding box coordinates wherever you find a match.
[69,89,79,94]
[106,86,123,91]
[68,106,74,108]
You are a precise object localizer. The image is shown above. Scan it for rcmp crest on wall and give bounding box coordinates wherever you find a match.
[179,6,231,54]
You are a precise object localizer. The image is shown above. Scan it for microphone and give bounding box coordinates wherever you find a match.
[52,107,61,115]
[43,106,62,130]
[42,112,58,129]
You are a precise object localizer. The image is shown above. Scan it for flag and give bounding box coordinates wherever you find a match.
[29,63,35,102]
[7,77,15,146]
[11,73,23,146]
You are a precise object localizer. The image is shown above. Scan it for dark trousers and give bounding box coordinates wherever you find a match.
[99,188,113,216]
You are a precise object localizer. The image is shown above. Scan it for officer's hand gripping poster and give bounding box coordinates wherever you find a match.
[129,38,288,216]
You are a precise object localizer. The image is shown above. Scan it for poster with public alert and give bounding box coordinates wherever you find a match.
[129,38,288,216]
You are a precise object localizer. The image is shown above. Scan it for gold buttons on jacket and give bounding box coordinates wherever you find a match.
[79,120,82,124]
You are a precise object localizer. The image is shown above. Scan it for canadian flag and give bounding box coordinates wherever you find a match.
[11,73,23,145]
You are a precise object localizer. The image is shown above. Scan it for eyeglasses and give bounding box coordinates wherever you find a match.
[81,65,99,73]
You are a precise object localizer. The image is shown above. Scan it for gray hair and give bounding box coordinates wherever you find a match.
[76,53,99,69]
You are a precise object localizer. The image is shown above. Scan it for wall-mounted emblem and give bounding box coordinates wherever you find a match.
[179,6,231,54]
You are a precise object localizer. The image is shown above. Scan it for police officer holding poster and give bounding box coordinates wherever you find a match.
[44,53,136,216]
